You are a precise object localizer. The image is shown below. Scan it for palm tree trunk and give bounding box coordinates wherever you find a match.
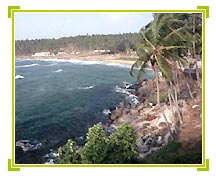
[153,65,174,140]
[170,83,183,125]
[193,13,201,87]
[168,86,177,124]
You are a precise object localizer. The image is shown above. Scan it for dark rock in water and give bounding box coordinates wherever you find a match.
[16,140,42,152]
[109,106,117,112]
[127,83,142,90]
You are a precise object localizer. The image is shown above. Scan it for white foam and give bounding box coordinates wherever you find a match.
[101,62,131,68]
[15,75,24,79]
[78,85,95,90]
[15,58,132,68]
[16,63,39,68]
[115,84,139,105]
[102,109,111,115]
[115,85,131,95]
[54,69,63,73]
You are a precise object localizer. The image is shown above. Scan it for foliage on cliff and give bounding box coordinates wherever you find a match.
[57,123,137,164]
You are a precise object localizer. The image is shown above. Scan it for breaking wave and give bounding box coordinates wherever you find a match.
[16,63,40,68]
[78,85,95,90]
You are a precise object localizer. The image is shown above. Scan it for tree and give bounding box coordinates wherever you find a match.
[105,123,138,163]
[81,124,109,164]
[57,139,81,164]
[130,13,195,132]
[57,123,138,164]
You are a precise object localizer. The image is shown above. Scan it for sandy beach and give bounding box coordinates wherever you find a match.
[16,53,138,66]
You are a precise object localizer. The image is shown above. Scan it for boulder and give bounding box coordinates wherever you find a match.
[119,102,125,109]
[130,109,139,116]
[136,138,144,146]
[128,83,141,90]
[122,108,130,114]
[137,103,145,111]
[136,145,149,153]
[110,109,122,120]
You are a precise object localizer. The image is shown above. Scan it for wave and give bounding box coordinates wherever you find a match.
[15,75,24,80]
[126,94,139,105]
[53,69,63,73]
[16,63,39,68]
[78,85,95,90]
[102,62,132,68]
[15,58,132,68]
[102,109,111,115]
[115,84,139,105]
[115,85,131,95]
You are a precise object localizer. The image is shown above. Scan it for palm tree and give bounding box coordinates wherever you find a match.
[130,13,195,133]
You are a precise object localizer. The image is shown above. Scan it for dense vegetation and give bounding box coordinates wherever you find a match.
[57,124,201,164]
[15,33,139,55]
[57,123,138,164]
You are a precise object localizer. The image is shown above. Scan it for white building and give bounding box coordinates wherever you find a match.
[57,51,66,55]
[32,52,51,56]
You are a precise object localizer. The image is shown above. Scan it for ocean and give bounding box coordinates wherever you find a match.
[15,58,154,163]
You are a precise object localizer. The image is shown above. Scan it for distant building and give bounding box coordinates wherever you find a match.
[32,52,51,57]
[57,51,66,55]
[94,49,111,54]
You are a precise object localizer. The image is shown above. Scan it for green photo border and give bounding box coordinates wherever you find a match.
[8,6,209,171]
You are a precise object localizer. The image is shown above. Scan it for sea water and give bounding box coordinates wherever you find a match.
[15,58,154,163]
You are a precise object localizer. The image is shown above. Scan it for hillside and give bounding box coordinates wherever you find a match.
[15,33,140,56]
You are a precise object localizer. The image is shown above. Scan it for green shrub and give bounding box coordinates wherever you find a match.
[81,124,109,164]
[56,139,81,164]
[105,123,138,163]
[57,123,138,164]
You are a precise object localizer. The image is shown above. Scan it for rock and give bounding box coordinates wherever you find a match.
[119,102,125,109]
[136,138,144,146]
[128,83,141,90]
[110,109,122,120]
[122,108,130,114]
[130,109,139,116]
[143,136,153,146]
[138,147,162,160]
[106,124,116,136]
[164,132,172,145]
[15,140,42,152]
[137,103,145,111]
[136,145,149,153]
[192,105,199,109]
[45,159,55,164]
[155,136,164,147]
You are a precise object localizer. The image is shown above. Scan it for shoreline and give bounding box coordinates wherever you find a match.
[15,54,138,66]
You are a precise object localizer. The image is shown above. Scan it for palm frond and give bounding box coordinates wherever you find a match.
[156,56,174,82]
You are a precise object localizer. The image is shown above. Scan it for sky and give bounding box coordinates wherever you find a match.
[15,12,153,40]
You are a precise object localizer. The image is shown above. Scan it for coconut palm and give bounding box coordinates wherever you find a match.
[130,13,195,133]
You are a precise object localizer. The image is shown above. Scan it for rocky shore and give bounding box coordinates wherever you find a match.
[105,79,202,160]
